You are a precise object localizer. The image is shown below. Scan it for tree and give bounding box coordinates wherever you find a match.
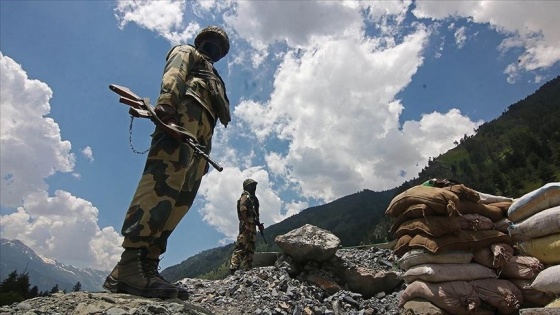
[49,284,60,294]
[0,270,18,292]
[29,286,39,298]
[72,282,82,292]
[15,272,30,298]
[0,270,27,306]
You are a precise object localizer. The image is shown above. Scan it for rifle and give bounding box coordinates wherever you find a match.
[109,84,223,172]
[258,223,267,245]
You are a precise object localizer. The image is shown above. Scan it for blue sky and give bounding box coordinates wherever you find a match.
[1,0,559,271]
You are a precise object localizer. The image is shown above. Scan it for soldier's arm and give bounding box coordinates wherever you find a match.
[156,45,198,111]
[239,195,253,231]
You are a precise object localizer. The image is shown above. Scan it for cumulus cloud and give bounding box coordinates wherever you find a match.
[0,53,75,207]
[114,0,200,45]
[0,190,123,270]
[412,0,560,82]
[0,53,122,270]
[225,1,363,49]
[234,26,473,201]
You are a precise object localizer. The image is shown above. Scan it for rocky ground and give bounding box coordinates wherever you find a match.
[0,247,405,315]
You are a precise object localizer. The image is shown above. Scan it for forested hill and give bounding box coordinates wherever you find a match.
[412,75,560,196]
[161,75,560,282]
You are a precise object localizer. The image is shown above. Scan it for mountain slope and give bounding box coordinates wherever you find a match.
[416,75,560,195]
[0,239,106,292]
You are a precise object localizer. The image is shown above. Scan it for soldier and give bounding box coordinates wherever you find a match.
[103,26,231,300]
[229,178,263,274]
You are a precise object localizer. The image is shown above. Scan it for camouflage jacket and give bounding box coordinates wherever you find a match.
[156,44,231,127]
[237,191,260,227]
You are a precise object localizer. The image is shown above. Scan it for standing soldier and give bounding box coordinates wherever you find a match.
[230,178,263,274]
[103,26,231,300]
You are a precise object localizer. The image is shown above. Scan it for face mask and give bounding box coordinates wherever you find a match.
[201,41,222,62]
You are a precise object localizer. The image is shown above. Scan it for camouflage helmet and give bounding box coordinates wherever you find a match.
[194,26,230,60]
[243,178,257,189]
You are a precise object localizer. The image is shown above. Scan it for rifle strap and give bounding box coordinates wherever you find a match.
[128,116,150,154]
[127,115,166,155]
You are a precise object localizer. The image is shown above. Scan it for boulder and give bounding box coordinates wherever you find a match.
[342,266,401,299]
[275,224,341,262]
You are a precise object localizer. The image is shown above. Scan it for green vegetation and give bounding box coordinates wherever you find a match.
[417,76,560,196]
[0,270,82,306]
[160,76,560,281]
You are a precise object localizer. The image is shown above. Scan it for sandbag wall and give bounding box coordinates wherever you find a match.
[507,182,560,308]
[386,182,558,314]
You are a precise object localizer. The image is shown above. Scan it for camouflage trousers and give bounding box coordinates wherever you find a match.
[121,98,214,259]
[230,224,257,270]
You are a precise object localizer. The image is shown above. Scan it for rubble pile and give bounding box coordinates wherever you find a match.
[0,225,404,315]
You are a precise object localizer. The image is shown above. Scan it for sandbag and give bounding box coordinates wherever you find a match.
[456,214,495,231]
[389,204,439,234]
[402,263,496,284]
[508,206,560,241]
[470,279,523,314]
[399,280,481,315]
[408,230,512,255]
[386,186,460,218]
[477,191,514,204]
[509,278,556,308]
[398,249,473,270]
[508,182,560,222]
[494,217,513,234]
[546,297,560,308]
[395,215,460,238]
[455,200,504,222]
[443,184,480,202]
[500,256,544,280]
[488,201,513,216]
[530,265,560,295]
[515,233,560,265]
[393,234,413,258]
[389,204,434,234]
[472,243,514,270]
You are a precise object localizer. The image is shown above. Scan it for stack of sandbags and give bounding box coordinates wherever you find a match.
[472,243,553,307]
[507,182,560,307]
[508,183,560,265]
[388,182,526,314]
[388,184,512,259]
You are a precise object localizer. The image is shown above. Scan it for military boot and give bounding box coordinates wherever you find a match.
[143,258,190,300]
[102,248,178,299]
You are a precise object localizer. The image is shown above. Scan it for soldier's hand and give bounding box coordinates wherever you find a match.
[258,223,265,231]
[155,103,178,125]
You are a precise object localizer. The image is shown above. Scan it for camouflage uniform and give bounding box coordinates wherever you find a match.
[104,26,230,300]
[230,181,260,271]
[121,43,230,258]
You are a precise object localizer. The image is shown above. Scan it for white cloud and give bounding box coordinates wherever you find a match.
[82,146,94,162]
[453,26,468,49]
[0,53,122,270]
[0,53,75,207]
[412,0,560,82]
[198,166,286,242]
[234,26,447,201]
[0,190,123,270]
[114,0,200,45]
[225,1,363,49]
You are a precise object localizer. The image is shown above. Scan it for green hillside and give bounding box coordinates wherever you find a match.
[161,75,560,282]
